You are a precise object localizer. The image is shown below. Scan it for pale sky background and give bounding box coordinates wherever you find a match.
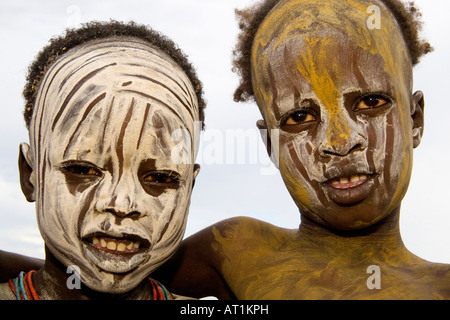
[0,0,449,265]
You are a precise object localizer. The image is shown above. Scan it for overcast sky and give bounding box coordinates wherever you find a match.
[0,0,449,264]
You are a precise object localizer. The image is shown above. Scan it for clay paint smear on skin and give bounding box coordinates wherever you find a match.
[26,38,200,292]
[294,36,350,147]
[252,0,414,210]
[252,0,413,122]
[211,223,291,299]
[280,158,312,209]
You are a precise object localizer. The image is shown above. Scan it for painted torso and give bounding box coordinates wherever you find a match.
[212,217,450,300]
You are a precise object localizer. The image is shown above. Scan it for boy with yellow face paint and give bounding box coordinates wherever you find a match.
[152,0,449,299]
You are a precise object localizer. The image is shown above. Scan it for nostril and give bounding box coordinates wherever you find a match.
[104,208,140,219]
[105,208,117,215]
[320,143,364,157]
[349,143,363,153]
[127,211,141,220]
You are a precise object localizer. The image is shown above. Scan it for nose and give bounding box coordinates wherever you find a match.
[318,118,367,157]
[95,174,142,219]
[103,197,141,219]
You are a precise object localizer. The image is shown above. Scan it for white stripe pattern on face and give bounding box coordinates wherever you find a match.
[25,38,201,294]
[30,37,200,165]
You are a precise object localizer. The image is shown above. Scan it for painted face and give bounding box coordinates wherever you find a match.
[26,38,200,293]
[252,0,418,230]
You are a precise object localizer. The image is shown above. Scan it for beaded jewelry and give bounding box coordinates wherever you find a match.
[8,270,39,300]
[149,278,174,300]
[8,270,172,300]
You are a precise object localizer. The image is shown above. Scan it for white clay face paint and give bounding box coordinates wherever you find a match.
[26,38,200,293]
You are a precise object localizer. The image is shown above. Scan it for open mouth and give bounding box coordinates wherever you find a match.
[83,233,150,255]
[329,174,368,189]
[92,236,141,254]
[81,233,151,273]
[324,173,376,206]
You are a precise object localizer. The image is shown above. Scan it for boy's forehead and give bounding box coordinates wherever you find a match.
[252,0,410,68]
[30,37,200,157]
[252,0,413,119]
[256,0,390,40]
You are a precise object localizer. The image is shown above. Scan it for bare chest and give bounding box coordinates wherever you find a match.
[227,255,449,300]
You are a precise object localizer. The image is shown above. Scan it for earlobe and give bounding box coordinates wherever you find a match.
[18,143,36,202]
[411,91,425,149]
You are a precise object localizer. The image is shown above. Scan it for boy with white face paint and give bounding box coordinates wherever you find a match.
[0,21,205,300]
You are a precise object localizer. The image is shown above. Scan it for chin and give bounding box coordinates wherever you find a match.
[301,202,392,232]
[82,268,147,294]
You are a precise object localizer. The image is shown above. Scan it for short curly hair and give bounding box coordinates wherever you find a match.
[23,20,206,129]
[232,0,433,102]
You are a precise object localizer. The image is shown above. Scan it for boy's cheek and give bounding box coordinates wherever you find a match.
[278,142,315,210]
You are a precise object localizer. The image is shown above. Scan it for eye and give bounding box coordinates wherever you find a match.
[355,95,390,111]
[61,163,102,177]
[143,172,180,185]
[283,110,316,126]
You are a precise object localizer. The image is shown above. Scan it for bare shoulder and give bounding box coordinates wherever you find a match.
[414,259,450,285]
[0,282,15,300]
[429,263,450,299]
[210,216,298,254]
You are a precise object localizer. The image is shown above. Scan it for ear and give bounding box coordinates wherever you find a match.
[18,143,36,202]
[257,119,271,157]
[191,163,201,188]
[257,119,280,168]
[411,91,425,149]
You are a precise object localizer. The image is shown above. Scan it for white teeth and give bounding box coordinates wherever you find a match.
[331,174,368,186]
[117,243,127,252]
[107,241,117,251]
[339,177,349,184]
[92,236,141,252]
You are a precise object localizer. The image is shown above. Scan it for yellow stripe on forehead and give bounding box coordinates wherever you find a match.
[252,0,413,124]
[295,35,350,145]
[252,0,415,207]
[253,0,370,61]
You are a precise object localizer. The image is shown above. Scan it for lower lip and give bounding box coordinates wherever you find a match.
[324,175,376,206]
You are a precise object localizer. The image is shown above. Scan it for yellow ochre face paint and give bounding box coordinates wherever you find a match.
[294,35,350,147]
[251,0,416,230]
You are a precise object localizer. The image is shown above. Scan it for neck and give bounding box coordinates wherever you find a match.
[298,207,413,265]
[33,247,152,300]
